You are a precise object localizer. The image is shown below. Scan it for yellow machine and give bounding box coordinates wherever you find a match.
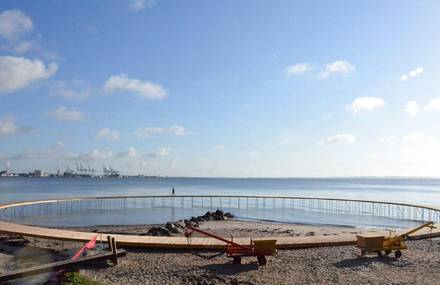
[356,221,435,258]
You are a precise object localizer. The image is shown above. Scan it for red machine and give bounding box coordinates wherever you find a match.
[185,225,277,265]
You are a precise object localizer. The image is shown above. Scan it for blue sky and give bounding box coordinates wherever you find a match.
[1,0,440,177]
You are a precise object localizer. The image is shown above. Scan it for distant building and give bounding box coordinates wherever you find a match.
[33,170,48,177]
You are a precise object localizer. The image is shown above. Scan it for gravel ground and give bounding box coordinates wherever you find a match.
[81,239,440,285]
[74,221,439,285]
[1,221,439,285]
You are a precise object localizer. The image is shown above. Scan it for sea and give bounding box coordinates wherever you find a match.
[1,177,439,228]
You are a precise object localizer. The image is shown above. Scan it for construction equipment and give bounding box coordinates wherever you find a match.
[185,225,277,265]
[356,221,435,258]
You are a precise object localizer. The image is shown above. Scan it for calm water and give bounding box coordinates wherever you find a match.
[1,177,439,228]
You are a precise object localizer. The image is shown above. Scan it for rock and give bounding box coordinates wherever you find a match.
[165,222,181,234]
[142,208,235,237]
[202,211,214,221]
[190,216,199,222]
[174,220,186,228]
[158,226,172,236]
[213,210,226,220]
[224,212,234,218]
[144,226,172,236]
[184,219,199,228]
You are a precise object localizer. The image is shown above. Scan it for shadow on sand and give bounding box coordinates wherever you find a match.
[335,256,413,268]
[200,262,259,275]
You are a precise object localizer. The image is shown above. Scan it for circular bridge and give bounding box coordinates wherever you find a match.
[1,195,440,249]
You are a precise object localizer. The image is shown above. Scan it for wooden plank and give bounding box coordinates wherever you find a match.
[111,237,118,265]
[1,220,439,250]
[0,249,126,282]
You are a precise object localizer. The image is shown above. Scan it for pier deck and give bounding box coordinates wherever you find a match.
[1,220,439,250]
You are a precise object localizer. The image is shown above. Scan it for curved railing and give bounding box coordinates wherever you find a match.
[1,195,440,226]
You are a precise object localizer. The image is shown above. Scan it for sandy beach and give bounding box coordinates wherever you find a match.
[63,220,382,238]
[1,220,440,284]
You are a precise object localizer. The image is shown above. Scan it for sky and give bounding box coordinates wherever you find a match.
[0,0,440,177]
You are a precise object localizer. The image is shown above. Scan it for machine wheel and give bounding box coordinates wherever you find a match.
[232,256,241,264]
[384,250,391,256]
[376,251,383,257]
[257,255,267,266]
[394,250,402,258]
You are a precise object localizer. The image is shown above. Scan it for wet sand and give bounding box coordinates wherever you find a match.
[63,219,382,238]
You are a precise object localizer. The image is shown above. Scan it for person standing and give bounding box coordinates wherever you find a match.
[171,187,175,196]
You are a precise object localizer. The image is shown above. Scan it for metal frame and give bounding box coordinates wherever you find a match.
[1,195,439,223]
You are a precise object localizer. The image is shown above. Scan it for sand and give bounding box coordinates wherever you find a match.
[80,239,440,285]
[62,220,382,238]
[1,220,440,284]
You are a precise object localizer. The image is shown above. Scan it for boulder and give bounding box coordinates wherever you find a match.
[158,226,172,236]
[224,212,234,218]
[165,222,181,234]
[184,219,199,228]
[144,226,172,236]
[174,220,186,229]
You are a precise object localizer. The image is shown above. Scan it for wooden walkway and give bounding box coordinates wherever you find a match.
[1,220,440,250]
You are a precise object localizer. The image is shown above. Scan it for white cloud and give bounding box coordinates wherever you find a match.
[50,81,93,100]
[404,101,420,117]
[399,98,440,116]
[148,147,171,158]
[317,134,355,145]
[135,125,187,138]
[346,97,385,114]
[285,63,312,76]
[9,148,55,160]
[48,106,85,122]
[403,132,423,143]
[423,98,440,112]
[0,10,39,55]
[65,149,113,161]
[0,116,35,137]
[379,136,398,144]
[0,116,18,137]
[410,67,423,76]
[401,67,423,81]
[0,10,33,41]
[320,60,355,78]
[215,144,225,151]
[104,74,167,100]
[400,74,408,81]
[54,141,64,148]
[0,56,58,93]
[168,157,178,168]
[135,127,165,138]
[96,128,119,141]
[117,147,138,158]
[169,125,186,136]
[129,0,155,12]
[13,40,33,53]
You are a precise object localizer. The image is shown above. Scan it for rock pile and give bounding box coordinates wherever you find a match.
[142,209,234,237]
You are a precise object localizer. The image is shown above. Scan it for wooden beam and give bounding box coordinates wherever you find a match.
[0,249,126,282]
[111,237,118,265]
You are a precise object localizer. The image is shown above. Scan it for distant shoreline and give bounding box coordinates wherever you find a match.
[1,176,440,180]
